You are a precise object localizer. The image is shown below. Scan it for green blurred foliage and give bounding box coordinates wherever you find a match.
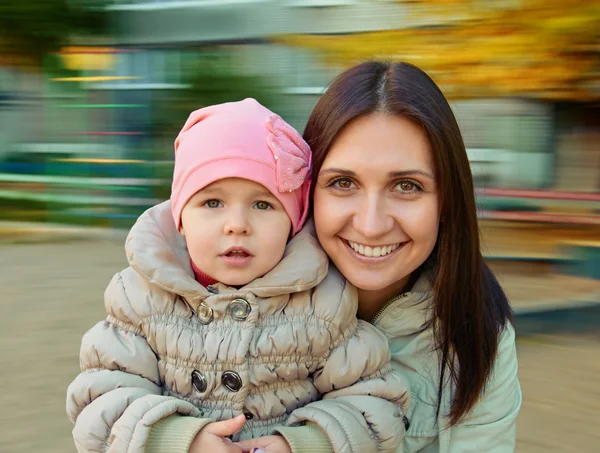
[150,54,283,142]
[0,0,109,68]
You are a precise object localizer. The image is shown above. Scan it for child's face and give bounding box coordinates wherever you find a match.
[180,178,292,286]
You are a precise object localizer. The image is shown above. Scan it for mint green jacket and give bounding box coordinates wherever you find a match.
[372,272,522,452]
[282,270,521,453]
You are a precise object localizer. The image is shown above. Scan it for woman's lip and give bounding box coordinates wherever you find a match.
[341,238,406,261]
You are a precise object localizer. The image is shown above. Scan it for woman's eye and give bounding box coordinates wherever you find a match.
[204,199,222,208]
[330,178,355,190]
[254,201,272,210]
[395,180,422,193]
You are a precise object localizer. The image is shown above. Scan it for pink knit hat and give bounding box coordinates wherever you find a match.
[170,98,312,235]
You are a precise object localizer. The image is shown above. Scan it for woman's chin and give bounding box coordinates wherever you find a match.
[345,271,402,293]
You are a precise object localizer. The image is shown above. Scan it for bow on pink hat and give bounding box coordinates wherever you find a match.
[266,113,312,194]
[170,98,312,235]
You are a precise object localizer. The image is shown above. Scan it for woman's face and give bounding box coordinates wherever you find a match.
[313,113,440,304]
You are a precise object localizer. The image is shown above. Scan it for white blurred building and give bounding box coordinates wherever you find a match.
[0,1,563,189]
[98,0,556,188]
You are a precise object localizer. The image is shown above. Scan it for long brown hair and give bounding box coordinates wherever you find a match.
[304,61,512,425]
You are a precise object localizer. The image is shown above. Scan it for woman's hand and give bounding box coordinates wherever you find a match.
[235,435,292,453]
[189,415,246,453]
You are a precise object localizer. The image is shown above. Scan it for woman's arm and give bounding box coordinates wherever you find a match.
[445,324,522,452]
[274,272,410,453]
[276,321,410,453]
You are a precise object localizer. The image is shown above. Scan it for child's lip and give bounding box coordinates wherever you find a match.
[221,246,253,256]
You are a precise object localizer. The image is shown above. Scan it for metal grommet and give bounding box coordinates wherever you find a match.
[192,370,207,393]
[244,411,254,420]
[228,298,251,321]
[196,303,214,324]
[221,370,243,392]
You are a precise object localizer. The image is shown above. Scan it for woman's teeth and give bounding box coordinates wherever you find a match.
[347,241,401,257]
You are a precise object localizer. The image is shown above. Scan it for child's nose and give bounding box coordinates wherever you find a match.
[224,211,252,235]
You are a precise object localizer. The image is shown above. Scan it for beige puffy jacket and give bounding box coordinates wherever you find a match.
[66,201,410,453]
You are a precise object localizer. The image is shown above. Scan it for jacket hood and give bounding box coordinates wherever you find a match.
[124,201,329,301]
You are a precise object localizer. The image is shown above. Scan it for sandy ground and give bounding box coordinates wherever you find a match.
[1,239,599,452]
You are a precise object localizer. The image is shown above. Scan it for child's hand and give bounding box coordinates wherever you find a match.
[189,415,246,453]
[235,435,292,453]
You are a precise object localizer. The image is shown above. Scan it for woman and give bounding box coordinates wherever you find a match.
[242,61,521,452]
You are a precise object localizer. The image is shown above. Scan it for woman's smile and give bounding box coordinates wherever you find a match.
[343,238,407,260]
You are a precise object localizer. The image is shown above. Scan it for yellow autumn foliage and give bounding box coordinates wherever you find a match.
[274,0,600,100]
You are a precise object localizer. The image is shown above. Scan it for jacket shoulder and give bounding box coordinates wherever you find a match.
[310,266,358,328]
[104,267,178,326]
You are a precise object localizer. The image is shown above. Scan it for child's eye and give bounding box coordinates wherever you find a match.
[204,199,222,208]
[254,201,272,210]
[327,178,356,190]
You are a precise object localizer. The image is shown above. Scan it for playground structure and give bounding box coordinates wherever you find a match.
[1,47,599,285]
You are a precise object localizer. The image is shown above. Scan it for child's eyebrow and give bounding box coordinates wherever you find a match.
[199,185,278,199]
[250,188,278,198]
[196,187,222,196]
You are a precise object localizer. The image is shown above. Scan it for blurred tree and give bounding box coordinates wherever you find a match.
[147,52,283,173]
[151,53,282,144]
[274,0,600,101]
[0,0,109,69]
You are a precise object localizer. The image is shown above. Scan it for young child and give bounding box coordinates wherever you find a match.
[66,99,409,453]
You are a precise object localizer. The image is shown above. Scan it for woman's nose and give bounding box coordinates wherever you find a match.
[353,194,394,238]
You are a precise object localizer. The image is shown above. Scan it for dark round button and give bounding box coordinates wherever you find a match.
[403,415,410,431]
[221,370,243,392]
[192,370,207,393]
[244,411,253,420]
[228,298,251,321]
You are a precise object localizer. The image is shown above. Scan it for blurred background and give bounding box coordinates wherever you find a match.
[0,0,599,451]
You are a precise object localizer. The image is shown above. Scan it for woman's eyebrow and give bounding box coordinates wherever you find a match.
[388,170,435,180]
[319,167,434,180]
[318,168,356,177]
